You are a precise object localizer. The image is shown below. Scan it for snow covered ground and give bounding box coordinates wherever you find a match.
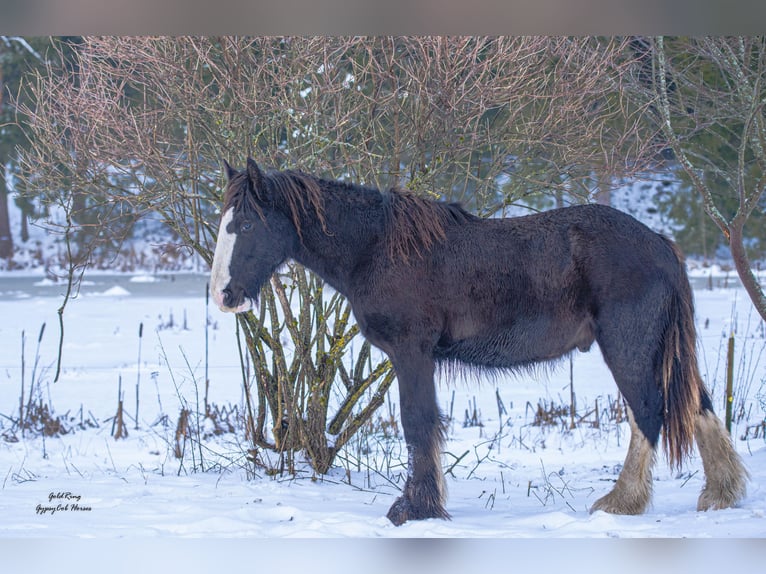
[0,271,764,548]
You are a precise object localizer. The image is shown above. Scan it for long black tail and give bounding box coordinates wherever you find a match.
[659,238,706,469]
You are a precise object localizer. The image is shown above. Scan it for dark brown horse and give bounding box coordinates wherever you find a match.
[210,158,748,525]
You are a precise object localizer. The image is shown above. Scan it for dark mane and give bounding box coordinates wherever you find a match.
[223,168,325,238]
[382,188,474,261]
[225,166,474,260]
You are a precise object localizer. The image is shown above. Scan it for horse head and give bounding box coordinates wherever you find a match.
[210,158,297,313]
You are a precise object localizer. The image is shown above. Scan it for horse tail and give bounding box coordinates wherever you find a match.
[659,238,704,469]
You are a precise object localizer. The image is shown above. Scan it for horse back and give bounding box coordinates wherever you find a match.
[357,203,683,371]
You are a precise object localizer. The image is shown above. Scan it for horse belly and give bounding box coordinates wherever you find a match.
[434,314,595,370]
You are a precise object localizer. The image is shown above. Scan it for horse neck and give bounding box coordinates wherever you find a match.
[289,183,381,296]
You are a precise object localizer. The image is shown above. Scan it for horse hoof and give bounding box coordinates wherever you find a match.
[386,496,451,525]
[590,492,647,515]
[386,497,410,526]
[697,489,741,511]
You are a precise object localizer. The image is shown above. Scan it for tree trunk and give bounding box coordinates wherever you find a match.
[729,218,766,323]
[20,207,29,242]
[0,50,11,260]
[594,173,612,206]
[0,165,13,261]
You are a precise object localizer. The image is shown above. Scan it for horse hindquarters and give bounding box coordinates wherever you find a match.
[591,271,747,514]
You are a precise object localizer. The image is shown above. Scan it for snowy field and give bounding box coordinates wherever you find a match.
[0,271,764,552]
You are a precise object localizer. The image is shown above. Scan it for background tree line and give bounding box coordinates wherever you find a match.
[1,36,764,473]
[2,38,765,267]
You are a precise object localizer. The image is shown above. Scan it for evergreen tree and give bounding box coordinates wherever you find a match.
[0,37,79,264]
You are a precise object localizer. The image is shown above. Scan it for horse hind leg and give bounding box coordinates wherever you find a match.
[590,406,656,515]
[695,406,749,511]
[590,308,664,515]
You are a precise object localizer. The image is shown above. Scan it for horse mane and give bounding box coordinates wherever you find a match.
[223,168,325,239]
[382,188,473,261]
[223,164,472,260]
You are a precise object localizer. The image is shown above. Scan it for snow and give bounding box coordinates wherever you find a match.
[0,272,764,545]
[129,274,159,283]
[90,285,131,297]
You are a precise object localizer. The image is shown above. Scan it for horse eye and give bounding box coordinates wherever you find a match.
[240,221,253,233]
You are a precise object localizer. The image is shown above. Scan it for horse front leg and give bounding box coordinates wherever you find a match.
[386,350,449,526]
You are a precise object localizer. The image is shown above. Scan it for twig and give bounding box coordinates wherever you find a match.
[135,322,143,430]
[19,330,25,436]
[444,449,470,477]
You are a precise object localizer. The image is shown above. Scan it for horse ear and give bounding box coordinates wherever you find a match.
[246,157,264,189]
[223,160,237,181]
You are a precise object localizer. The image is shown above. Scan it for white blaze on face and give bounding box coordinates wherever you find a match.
[210,208,252,313]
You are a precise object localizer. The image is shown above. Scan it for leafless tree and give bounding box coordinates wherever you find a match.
[623,37,766,322]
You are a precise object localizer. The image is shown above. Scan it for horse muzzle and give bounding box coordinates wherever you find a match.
[213,286,254,314]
